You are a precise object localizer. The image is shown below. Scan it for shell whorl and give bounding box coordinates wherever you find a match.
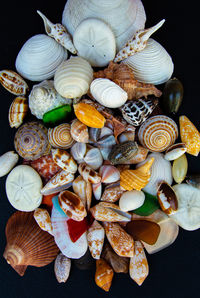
[48,124,75,149]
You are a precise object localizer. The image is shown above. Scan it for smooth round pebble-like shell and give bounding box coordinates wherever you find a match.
[48,123,75,149]
[0,151,19,178]
[119,190,145,212]
[54,253,71,283]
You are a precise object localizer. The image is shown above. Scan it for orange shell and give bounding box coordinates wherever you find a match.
[73,102,105,128]
[179,115,200,156]
[95,259,114,292]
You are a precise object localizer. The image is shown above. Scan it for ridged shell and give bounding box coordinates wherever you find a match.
[70,119,89,143]
[3,211,59,276]
[48,124,75,149]
[62,0,146,51]
[123,38,174,85]
[90,78,128,108]
[14,121,50,160]
[87,220,105,259]
[95,259,114,292]
[138,115,178,152]
[74,103,106,128]
[54,253,71,283]
[0,151,19,178]
[9,96,28,128]
[54,57,93,98]
[52,149,77,173]
[15,34,68,81]
[0,69,28,95]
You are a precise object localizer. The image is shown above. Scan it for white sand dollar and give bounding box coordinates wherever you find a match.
[119,190,145,212]
[73,18,116,67]
[6,165,43,211]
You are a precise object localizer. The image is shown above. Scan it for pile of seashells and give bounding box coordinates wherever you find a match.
[0,0,200,291]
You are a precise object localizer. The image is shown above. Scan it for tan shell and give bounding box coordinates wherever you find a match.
[33,208,53,235]
[78,163,101,184]
[8,96,28,128]
[70,119,89,143]
[72,175,92,210]
[54,253,71,283]
[102,243,129,273]
[95,259,114,292]
[52,149,77,173]
[48,124,75,149]
[0,69,28,95]
[87,220,105,259]
[101,183,124,203]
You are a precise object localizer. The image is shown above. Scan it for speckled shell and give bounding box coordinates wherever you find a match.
[34,208,53,235]
[51,149,77,173]
[8,96,28,128]
[95,259,114,292]
[48,124,75,149]
[101,183,124,203]
[78,163,101,184]
[54,253,71,283]
[87,220,105,259]
[0,69,29,95]
[70,119,89,143]
[54,57,93,98]
[74,103,106,128]
[14,121,51,160]
[138,115,178,152]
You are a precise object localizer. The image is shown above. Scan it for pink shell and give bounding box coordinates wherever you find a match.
[99,165,120,184]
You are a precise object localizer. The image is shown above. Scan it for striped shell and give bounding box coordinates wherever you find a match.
[14,121,51,160]
[48,124,75,149]
[138,115,178,152]
[74,103,106,128]
[52,149,77,173]
[0,69,28,95]
[70,119,89,143]
[9,97,28,128]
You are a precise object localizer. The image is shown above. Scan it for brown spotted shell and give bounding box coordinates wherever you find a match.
[70,119,89,143]
[8,96,28,128]
[48,123,75,149]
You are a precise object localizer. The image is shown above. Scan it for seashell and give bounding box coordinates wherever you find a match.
[100,126,113,139]
[120,157,154,191]
[41,170,74,195]
[118,125,135,143]
[54,253,71,283]
[54,57,93,98]
[114,19,165,62]
[133,192,160,216]
[164,143,187,161]
[157,181,178,215]
[8,96,28,128]
[103,222,134,257]
[87,220,105,259]
[29,80,71,120]
[179,115,200,156]
[14,121,50,160]
[84,148,103,170]
[94,134,116,160]
[3,211,59,276]
[6,165,43,212]
[95,259,114,292]
[101,182,124,203]
[70,142,87,163]
[92,182,102,201]
[70,119,89,143]
[120,146,148,165]
[120,98,159,126]
[89,127,101,143]
[186,175,200,190]
[136,152,173,195]
[162,77,184,114]
[78,163,101,184]
[37,10,77,54]
[108,141,138,165]
[129,241,149,286]
[138,115,178,152]
[119,190,145,212]
[51,205,88,258]
[99,165,120,184]
[172,154,188,184]
[90,78,128,108]
[123,38,174,85]
[74,102,106,129]
[102,243,129,273]
[0,151,19,177]
[73,248,95,270]
[73,18,116,67]
[34,208,53,235]
[72,175,92,210]
[16,34,68,81]
[48,124,75,149]
[51,149,77,173]
[62,0,146,51]
[0,69,28,95]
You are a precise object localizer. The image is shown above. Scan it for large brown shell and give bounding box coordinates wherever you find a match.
[3,211,59,276]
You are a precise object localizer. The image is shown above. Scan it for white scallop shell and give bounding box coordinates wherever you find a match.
[122,38,174,85]
[62,0,146,51]
[90,78,128,108]
[15,34,68,81]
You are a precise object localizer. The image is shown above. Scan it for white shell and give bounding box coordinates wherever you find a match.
[0,151,19,177]
[73,18,116,67]
[87,220,105,259]
[84,148,103,170]
[54,57,93,98]
[90,78,128,108]
[70,142,87,164]
[62,0,146,51]
[122,38,174,85]
[119,190,145,212]
[15,34,68,81]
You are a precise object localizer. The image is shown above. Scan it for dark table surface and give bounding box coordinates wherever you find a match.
[0,1,200,297]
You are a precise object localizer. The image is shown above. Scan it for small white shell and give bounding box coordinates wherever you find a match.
[54,253,71,283]
[164,143,187,161]
[119,190,145,212]
[0,151,19,177]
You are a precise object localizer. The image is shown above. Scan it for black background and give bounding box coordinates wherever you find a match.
[0,1,200,297]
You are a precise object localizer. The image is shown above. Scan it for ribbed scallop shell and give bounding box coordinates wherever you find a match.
[54,57,93,98]
[3,211,59,276]
[9,96,28,128]
[14,121,51,160]
[123,38,174,85]
[138,115,178,152]
[48,124,75,149]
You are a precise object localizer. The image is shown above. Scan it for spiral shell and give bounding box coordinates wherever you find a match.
[138,115,178,152]
[48,124,75,149]
[8,96,28,128]
[14,121,51,160]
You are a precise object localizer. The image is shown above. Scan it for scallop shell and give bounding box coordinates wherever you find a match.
[9,96,28,128]
[54,57,93,98]
[138,115,178,152]
[48,124,75,149]
[123,38,174,85]
[15,34,68,81]
[3,211,59,276]
[0,151,19,178]
[54,253,71,283]
[0,69,29,95]
[51,149,77,173]
[70,119,89,143]
[14,121,51,160]
[62,0,146,51]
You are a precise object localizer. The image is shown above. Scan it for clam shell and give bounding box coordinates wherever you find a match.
[48,124,75,149]
[95,259,114,292]
[8,96,28,128]
[87,220,105,260]
[34,208,53,235]
[15,34,68,81]
[0,151,19,177]
[51,149,77,173]
[54,253,71,283]
[99,165,120,184]
[78,163,101,184]
[70,142,87,163]
[164,143,187,161]
[0,69,28,95]
[70,119,89,143]
[84,148,103,170]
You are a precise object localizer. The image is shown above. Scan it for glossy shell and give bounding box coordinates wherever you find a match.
[162,78,184,114]
[108,141,138,165]
[99,165,120,184]
[48,124,75,149]
[0,69,28,95]
[119,190,145,212]
[157,181,178,214]
[78,163,101,184]
[9,96,28,128]
[164,143,187,161]
[172,154,188,184]
[52,149,77,173]
[95,259,114,292]
[70,119,89,143]
[74,103,106,128]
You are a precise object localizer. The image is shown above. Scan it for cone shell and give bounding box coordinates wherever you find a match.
[52,149,77,173]
[0,69,28,95]
[54,253,71,283]
[138,115,178,152]
[87,220,105,260]
[101,183,124,203]
[70,119,89,143]
[72,175,92,210]
[34,208,53,235]
[8,96,28,128]
[99,165,120,184]
[95,259,114,292]
[74,103,106,128]
[78,163,101,184]
[48,124,75,149]
[3,211,59,276]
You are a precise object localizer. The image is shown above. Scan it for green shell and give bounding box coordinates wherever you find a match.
[43,104,72,128]
[133,192,160,216]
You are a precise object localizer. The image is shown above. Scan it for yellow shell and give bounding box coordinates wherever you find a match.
[48,123,75,149]
[8,96,28,128]
[95,259,114,292]
[120,157,154,191]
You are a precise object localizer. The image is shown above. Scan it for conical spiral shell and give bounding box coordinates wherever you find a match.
[3,211,59,276]
[48,123,75,149]
[138,115,178,152]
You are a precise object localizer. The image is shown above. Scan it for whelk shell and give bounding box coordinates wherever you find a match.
[87,220,105,260]
[54,253,71,283]
[78,163,101,184]
[0,151,19,178]
[0,69,28,95]
[52,149,77,173]
[34,208,53,235]
[48,124,75,149]
[8,96,28,128]
[164,143,187,161]
[70,119,89,143]
[95,259,114,292]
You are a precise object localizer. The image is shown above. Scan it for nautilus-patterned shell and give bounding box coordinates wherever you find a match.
[8,96,28,128]
[54,57,93,98]
[48,124,75,149]
[3,211,59,276]
[138,115,178,152]
[14,121,51,160]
